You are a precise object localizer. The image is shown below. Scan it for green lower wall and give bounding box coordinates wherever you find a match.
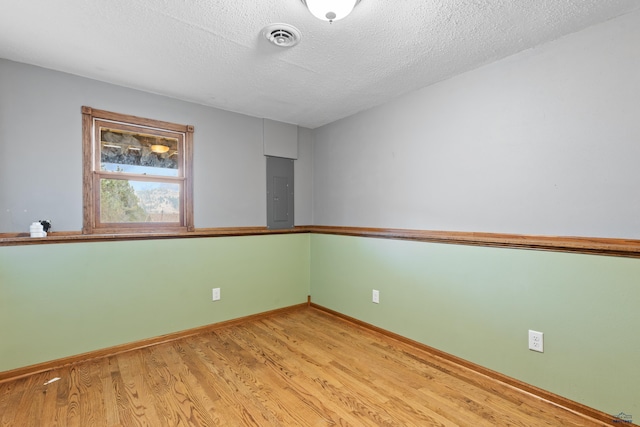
[0,234,310,372]
[2,232,638,418]
[310,233,640,418]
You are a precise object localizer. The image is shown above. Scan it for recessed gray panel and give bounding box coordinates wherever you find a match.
[273,176,289,222]
[266,156,294,229]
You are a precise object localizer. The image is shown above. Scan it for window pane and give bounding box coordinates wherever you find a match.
[100,128,179,177]
[100,179,181,224]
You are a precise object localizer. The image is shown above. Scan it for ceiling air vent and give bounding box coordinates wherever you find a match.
[263,24,301,48]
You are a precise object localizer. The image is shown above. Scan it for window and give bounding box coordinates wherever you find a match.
[82,107,194,234]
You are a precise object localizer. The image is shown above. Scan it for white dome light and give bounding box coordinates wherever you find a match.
[301,0,360,23]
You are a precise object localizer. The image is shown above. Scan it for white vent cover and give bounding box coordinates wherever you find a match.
[263,24,301,47]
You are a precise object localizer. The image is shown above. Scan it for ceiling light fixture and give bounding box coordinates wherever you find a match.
[150,144,170,154]
[301,0,361,23]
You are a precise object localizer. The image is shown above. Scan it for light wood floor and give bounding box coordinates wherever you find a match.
[1,307,609,426]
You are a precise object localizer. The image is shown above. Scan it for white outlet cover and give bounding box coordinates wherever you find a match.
[372,289,380,304]
[212,288,221,301]
[528,330,544,352]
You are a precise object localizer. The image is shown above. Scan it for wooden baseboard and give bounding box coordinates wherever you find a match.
[310,303,634,427]
[0,303,307,384]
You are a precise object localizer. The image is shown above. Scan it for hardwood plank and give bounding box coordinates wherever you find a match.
[40,370,63,426]
[135,346,194,426]
[218,323,364,426]
[0,377,27,426]
[175,338,249,425]
[100,358,121,427]
[1,307,620,426]
[191,329,314,426]
[113,351,159,426]
[260,313,486,426]
[228,319,366,423]
[152,343,219,426]
[248,319,409,425]
[12,373,49,427]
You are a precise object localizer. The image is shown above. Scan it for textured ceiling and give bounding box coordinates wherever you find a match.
[1,0,639,128]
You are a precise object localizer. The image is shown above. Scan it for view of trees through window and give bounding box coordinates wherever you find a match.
[99,177,181,224]
[100,178,147,223]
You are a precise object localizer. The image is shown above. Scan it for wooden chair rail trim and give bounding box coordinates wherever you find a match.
[310,303,633,427]
[307,225,640,258]
[0,303,308,384]
[0,227,308,246]
[2,225,640,258]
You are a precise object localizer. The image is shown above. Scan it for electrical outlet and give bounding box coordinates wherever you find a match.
[372,289,380,304]
[212,288,221,301]
[528,330,543,352]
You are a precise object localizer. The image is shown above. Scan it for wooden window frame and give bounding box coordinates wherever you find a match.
[82,106,194,234]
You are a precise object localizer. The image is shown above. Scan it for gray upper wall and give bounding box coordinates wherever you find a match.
[311,9,640,239]
[0,59,313,232]
[3,9,639,237]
